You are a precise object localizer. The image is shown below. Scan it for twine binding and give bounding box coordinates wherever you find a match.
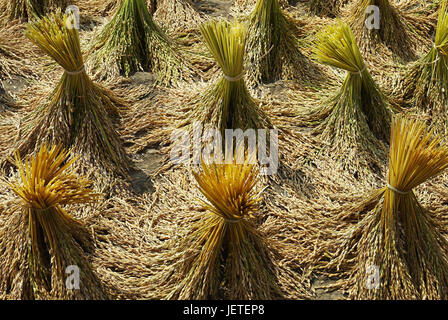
[386,183,410,195]
[223,218,242,223]
[350,66,367,76]
[65,65,85,76]
[223,45,275,82]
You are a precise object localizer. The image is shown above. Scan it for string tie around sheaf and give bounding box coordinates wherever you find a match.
[386,182,410,195]
[64,64,85,76]
[222,217,243,223]
[222,45,275,82]
[350,65,367,77]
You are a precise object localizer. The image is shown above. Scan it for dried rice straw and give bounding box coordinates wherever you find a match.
[303,21,393,178]
[325,115,448,299]
[87,0,195,85]
[399,0,448,135]
[10,13,130,186]
[0,143,109,299]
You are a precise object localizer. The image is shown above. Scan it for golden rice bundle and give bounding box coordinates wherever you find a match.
[347,0,428,60]
[0,0,69,22]
[303,21,393,177]
[399,1,448,134]
[167,149,282,299]
[13,13,130,182]
[245,0,319,86]
[0,144,108,299]
[327,115,448,299]
[191,19,271,137]
[87,0,194,85]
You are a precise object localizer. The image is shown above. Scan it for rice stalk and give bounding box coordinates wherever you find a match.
[153,0,203,37]
[347,0,429,60]
[12,13,130,182]
[87,0,195,85]
[0,143,109,299]
[399,0,448,135]
[189,19,271,138]
[0,0,69,22]
[303,21,393,177]
[167,148,282,299]
[327,115,448,299]
[245,0,321,86]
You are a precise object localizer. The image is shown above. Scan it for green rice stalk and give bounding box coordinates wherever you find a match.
[0,143,109,299]
[327,115,448,299]
[16,13,130,179]
[348,0,425,60]
[305,21,393,176]
[168,148,282,299]
[87,0,194,85]
[0,0,69,22]
[400,1,448,134]
[190,19,271,137]
[245,0,319,85]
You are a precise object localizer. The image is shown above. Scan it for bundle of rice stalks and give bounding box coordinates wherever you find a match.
[190,19,271,136]
[87,0,194,84]
[153,0,203,37]
[0,144,108,299]
[303,21,393,177]
[327,115,448,299]
[245,0,321,86]
[347,0,429,60]
[166,149,283,299]
[235,0,289,11]
[12,13,130,182]
[399,1,448,134]
[0,0,69,23]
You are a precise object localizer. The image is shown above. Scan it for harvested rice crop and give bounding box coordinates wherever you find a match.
[0,0,69,22]
[191,19,271,136]
[0,24,36,80]
[13,13,130,181]
[303,21,393,177]
[399,0,448,134]
[305,0,347,17]
[166,149,282,299]
[245,0,319,85]
[0,143,108,299]
[153,0,203,36]
[327,115,448,299]
[347,0,428,60]
[87,0,195,84]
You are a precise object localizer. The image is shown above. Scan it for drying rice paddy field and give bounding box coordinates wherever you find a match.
[1,0,448,300]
